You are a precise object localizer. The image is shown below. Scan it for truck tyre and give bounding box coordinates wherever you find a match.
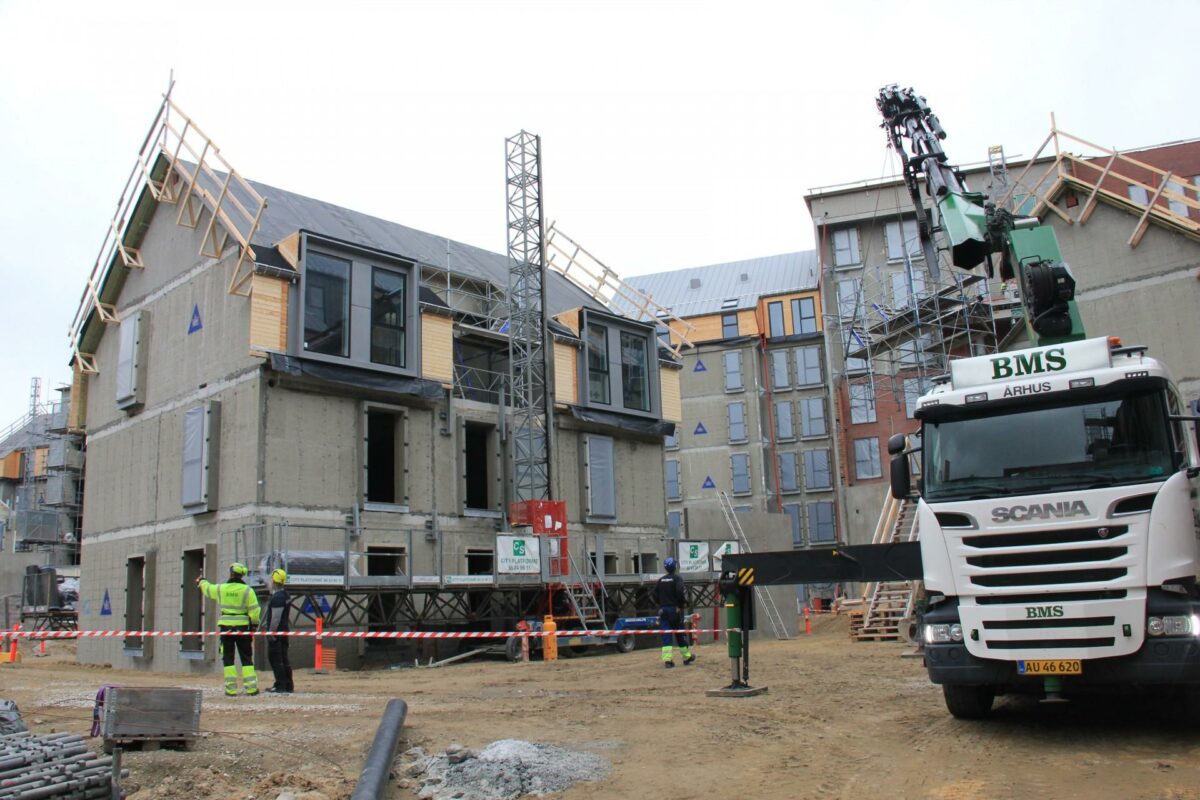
[942,684,995,719]
[615,633,635,653]
[505,635,522,663]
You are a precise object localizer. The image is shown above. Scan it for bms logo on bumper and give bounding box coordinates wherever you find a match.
[991,501,1090,523]
[1026,605,1065,618]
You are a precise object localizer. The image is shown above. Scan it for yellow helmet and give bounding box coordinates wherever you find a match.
[230,562,249,576]
[271,568,287,585]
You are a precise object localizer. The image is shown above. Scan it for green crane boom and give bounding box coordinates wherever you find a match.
[876,85,1085,346]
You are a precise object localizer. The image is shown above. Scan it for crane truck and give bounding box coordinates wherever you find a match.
[719,87,1200,718]
[878,85,1200,718]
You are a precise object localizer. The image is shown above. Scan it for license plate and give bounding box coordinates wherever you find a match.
[1017,659,1082,675]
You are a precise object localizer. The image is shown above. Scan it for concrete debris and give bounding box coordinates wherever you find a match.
[399,739,610,800]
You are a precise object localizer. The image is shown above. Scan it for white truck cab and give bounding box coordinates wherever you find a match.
[892,337,1200,717]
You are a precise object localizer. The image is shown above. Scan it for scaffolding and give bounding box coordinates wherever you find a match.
[1,380,83,563]
[69,85,267,374]
[837,243,1019,431]
[506,131,552,504]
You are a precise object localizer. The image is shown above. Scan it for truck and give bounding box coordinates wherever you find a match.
[878,86,1200,717]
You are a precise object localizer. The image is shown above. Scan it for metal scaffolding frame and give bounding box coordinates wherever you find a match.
[505,130,552,503]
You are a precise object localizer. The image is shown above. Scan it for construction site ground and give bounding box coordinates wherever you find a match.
[3,614,1199,800]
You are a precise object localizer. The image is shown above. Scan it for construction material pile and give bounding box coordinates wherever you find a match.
[0,731,121,799]
[398,739,610,800]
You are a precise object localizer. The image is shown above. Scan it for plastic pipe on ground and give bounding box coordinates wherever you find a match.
[350,698,408,800]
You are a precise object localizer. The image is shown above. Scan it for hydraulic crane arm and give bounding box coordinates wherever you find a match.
[877,85,1085,345]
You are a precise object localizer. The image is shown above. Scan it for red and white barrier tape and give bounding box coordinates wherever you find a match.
[5,628,725,640]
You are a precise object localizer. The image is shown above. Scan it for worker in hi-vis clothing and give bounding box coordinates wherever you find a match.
[197,562,261,696]
[655,557,695,668]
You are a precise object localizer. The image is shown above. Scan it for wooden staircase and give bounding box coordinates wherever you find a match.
[851,488,921,642]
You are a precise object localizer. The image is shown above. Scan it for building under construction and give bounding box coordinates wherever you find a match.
[0,380,84,630]
[67,94,803,673]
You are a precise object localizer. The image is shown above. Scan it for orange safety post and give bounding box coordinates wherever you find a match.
[36,637,46,658]
[804,606,812,635]
[313,616,325,673]
[516,619,530,662]
[542,615,558,661]
[9,625,19,663]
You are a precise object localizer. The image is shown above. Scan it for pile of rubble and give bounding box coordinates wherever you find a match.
[397,739,610,800]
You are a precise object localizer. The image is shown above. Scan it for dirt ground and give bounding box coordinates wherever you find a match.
[4,615,1200,800]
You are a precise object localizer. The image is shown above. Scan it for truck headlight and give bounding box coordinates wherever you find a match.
[924,624,962,644]
[1147,616,1195,636]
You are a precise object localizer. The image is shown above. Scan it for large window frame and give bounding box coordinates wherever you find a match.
[832,227,861,268]
[795,346,822,387]
[580,309,661,419]
[808,501,836,543]
[804,448,832,490]
[791,297,817,335]
[728,401,748,444]
[800,396,827,438]
[767,302,786,338]
[885,218,922,262]
[295,235,419,375]
[730,453,752,496]
[724,350,744,392]
[854,437,882,480]
[850,382,877,424]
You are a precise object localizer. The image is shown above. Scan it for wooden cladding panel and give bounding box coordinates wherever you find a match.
[422,313,454,385]
[756,291,824,336]
[33,447,48,477]
[249,274,289,355]
[554,307,582,336]
[660,366,682,422]
[0,452,20,480]
[554,342,578,406]
[275,232,301,269]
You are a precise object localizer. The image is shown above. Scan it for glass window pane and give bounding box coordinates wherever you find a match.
[768,302,785,338]
[587,324,610,404]
[791,297,817,335]
[854,438,882,479]
[771,350,790,389]
[833,228,859,267]
[724,351,743,391]
[808,501,836,542]
[664,431,679,449]
[850,382,877,424]
[371,268,406,367]
[801,397,826,437]
[784,504,804,546]
[620,330,650,411]
[796,347,821,386]
[775,400,793,440]
[304,252,351,357]
[1127,184,1149,205]
[779,452,799,492]
[804,449,831,490]
[731,453,751,495]
[837,278,861,320]
[886,219,921,261]
[728,402,746,442]
[667,510,682,536]
[1167,181,1188,216]
[722,313,739,338]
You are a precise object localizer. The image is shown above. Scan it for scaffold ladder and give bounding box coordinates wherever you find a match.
[718,492,789,640]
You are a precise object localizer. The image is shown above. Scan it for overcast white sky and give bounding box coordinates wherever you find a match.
[1,0,1197,425]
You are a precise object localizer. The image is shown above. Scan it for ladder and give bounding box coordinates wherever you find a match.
[718,492,790,640]
[562,547,605,631]
[853,489,921,641]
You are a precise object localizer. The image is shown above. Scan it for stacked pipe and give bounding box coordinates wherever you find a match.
[0,732,124,799]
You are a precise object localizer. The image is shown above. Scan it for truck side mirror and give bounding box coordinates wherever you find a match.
[887,433,907,456]
[890,452,911,499]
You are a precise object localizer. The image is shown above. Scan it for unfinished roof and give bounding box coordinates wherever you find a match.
[621,250,818,319]
[247,179,599,317]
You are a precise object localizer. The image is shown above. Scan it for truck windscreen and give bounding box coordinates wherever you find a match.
[922,386,1176,501]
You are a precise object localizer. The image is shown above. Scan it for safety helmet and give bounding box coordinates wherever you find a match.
[271,568,287,586]
[664,557,677,573]
[230,562,249,576]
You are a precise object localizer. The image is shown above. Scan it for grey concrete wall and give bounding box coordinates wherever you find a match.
[1048,201,1200,398]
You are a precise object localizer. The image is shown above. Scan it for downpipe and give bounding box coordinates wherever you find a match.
[351,698,409,800]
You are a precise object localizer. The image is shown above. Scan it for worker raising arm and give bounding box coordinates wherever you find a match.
[198,562,261,697]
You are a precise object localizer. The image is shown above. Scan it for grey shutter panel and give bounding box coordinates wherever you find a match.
[182,401,220,513]
[587,435,616,518]
[116,312,148,410]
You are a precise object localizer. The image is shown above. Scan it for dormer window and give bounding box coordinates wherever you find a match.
[580,309,660,419]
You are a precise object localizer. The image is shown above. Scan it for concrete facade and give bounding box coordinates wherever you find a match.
[73,161,680,672]
[806,137,1200,548]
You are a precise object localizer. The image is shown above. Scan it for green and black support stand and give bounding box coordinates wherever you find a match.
[708,569,768,698]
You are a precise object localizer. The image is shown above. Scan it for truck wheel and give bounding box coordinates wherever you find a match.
[942,684,995,719]
[505,636,522,663]
[615,633,635,654]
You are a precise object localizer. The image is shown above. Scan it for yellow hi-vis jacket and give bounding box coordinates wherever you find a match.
[199,579,261,628]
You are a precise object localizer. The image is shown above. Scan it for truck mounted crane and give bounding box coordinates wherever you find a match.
[720,86,1200,719]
